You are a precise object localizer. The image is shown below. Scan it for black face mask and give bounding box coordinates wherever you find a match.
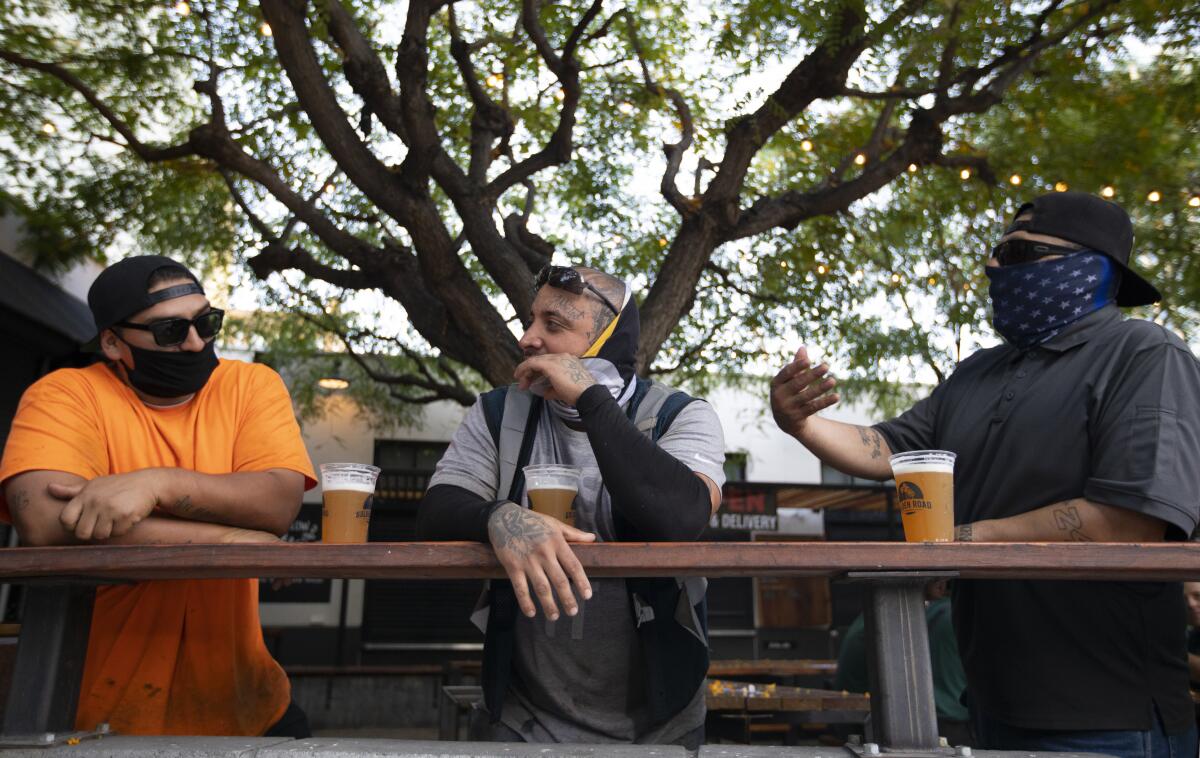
[117,339,219,398]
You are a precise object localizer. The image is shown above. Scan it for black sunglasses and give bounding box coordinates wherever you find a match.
[534,266,620,316]
[116,308,224,347]
[991,239,1080,267]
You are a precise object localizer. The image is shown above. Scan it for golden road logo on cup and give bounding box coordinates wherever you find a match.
[896,481,934,512]
[888,451,956,542]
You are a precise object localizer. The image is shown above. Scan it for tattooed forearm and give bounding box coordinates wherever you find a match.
[1051,505,1093,542]
[955,524,973,542]
[857,427,883,459]
[8,488,31,515]
[488,503,552,557]
[170,495,220,524]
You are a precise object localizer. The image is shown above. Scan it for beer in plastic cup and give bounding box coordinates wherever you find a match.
[523,464,581,527]
[888,450,956,543]
[319,463,381,544]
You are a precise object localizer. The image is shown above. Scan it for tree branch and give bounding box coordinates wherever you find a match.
[621,9,695,217]
[0,49,194,162]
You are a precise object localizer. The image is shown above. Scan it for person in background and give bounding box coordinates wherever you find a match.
[834,579,969,743]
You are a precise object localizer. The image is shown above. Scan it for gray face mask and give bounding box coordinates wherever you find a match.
[117,338,218,397]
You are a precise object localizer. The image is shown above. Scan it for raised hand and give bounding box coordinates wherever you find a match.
[770,346,839,439]
[513,354,597,405]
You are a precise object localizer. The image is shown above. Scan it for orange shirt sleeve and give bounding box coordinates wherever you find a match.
[0,370,108,522]
[233,364,317,490]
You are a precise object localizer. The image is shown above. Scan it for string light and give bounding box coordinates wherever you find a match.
[800,139,813,152]
[174,1,190,16]
[960,168,971,180]
[40,121,56,135]
[554,89,565,102]
[907,163,918,173]
[1190,196,1200,208]
[485,73,503,88]
[618,102,634,114]
[816,265,827,275]
[890,273,901,284]
[1101,185,1116,198]
[1054,182,1069,192]
[260,22,272,36]
[1147,190,1161,203]
[322,183,335,194]
[1009,174,1022,186]
[854,153,867,166]
[658,237,668,247]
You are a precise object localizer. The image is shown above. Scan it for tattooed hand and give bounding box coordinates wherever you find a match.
[514,353,597,405]
[49,468,171,541]
[487,502,596,620]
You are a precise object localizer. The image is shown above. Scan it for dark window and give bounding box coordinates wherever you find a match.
[724,451,748,483]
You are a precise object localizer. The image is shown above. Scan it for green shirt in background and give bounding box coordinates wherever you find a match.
[834,597,969,723]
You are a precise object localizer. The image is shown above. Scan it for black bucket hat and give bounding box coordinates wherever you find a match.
[1004,191,1161,307]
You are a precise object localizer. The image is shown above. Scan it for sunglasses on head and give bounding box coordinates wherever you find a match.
[116,308,224,347]
[534,265,620,316]
[991,239,1081,267]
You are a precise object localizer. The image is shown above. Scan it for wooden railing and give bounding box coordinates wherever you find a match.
[2,541,1199,751]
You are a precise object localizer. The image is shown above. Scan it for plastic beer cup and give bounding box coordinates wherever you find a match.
[523,464,582,527]
[319,463,381,544]
[888,450,956,542]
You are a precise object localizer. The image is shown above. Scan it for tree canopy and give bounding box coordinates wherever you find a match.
[2,0,1197,416]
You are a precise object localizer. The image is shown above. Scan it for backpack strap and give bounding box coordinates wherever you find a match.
[628,378,700,442]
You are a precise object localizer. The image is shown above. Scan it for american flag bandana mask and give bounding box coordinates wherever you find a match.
[985,252,1119,350]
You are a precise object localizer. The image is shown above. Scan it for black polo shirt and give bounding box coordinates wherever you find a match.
[875,305,1200,732]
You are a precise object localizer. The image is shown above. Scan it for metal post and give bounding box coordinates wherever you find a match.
[3,584,96,735]
[849,571,953,751]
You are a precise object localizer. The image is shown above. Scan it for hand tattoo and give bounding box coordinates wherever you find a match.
[1051,505,1092,542]
[858,427,883,459]
[488,503,552,557]
[556,355,595,388]
[955,524,973,542]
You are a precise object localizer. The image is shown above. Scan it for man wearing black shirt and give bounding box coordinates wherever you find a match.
[770,192,1200,758]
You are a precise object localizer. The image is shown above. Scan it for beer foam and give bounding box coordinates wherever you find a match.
[320,478,376,493]
[891,462,954,475]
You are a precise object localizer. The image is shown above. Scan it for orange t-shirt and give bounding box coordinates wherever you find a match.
[0,359,317,735]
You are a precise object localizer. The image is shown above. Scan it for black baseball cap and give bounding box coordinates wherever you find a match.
[85,256,205,349]
[1004,191,1161,307]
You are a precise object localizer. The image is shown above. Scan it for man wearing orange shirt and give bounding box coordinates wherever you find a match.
[0,255,317,736]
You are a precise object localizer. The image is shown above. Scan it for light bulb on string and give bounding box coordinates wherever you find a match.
[907,163,918,173]
[960,168,971,180]
[1009,174,1022,186]
[1189,196,1200,208]
[854,153,867,166]
[174,1,190,16]
[800,139,813,152]
[1147,190,1161,203]
[1101,185,1115,198]
[618,102,634,115]
[260,22,272,36]
[1054,182,1069,192]
[40,121,56,135]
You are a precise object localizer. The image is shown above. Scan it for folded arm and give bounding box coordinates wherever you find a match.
[955,498,1168,543]
[5,467,302,545]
